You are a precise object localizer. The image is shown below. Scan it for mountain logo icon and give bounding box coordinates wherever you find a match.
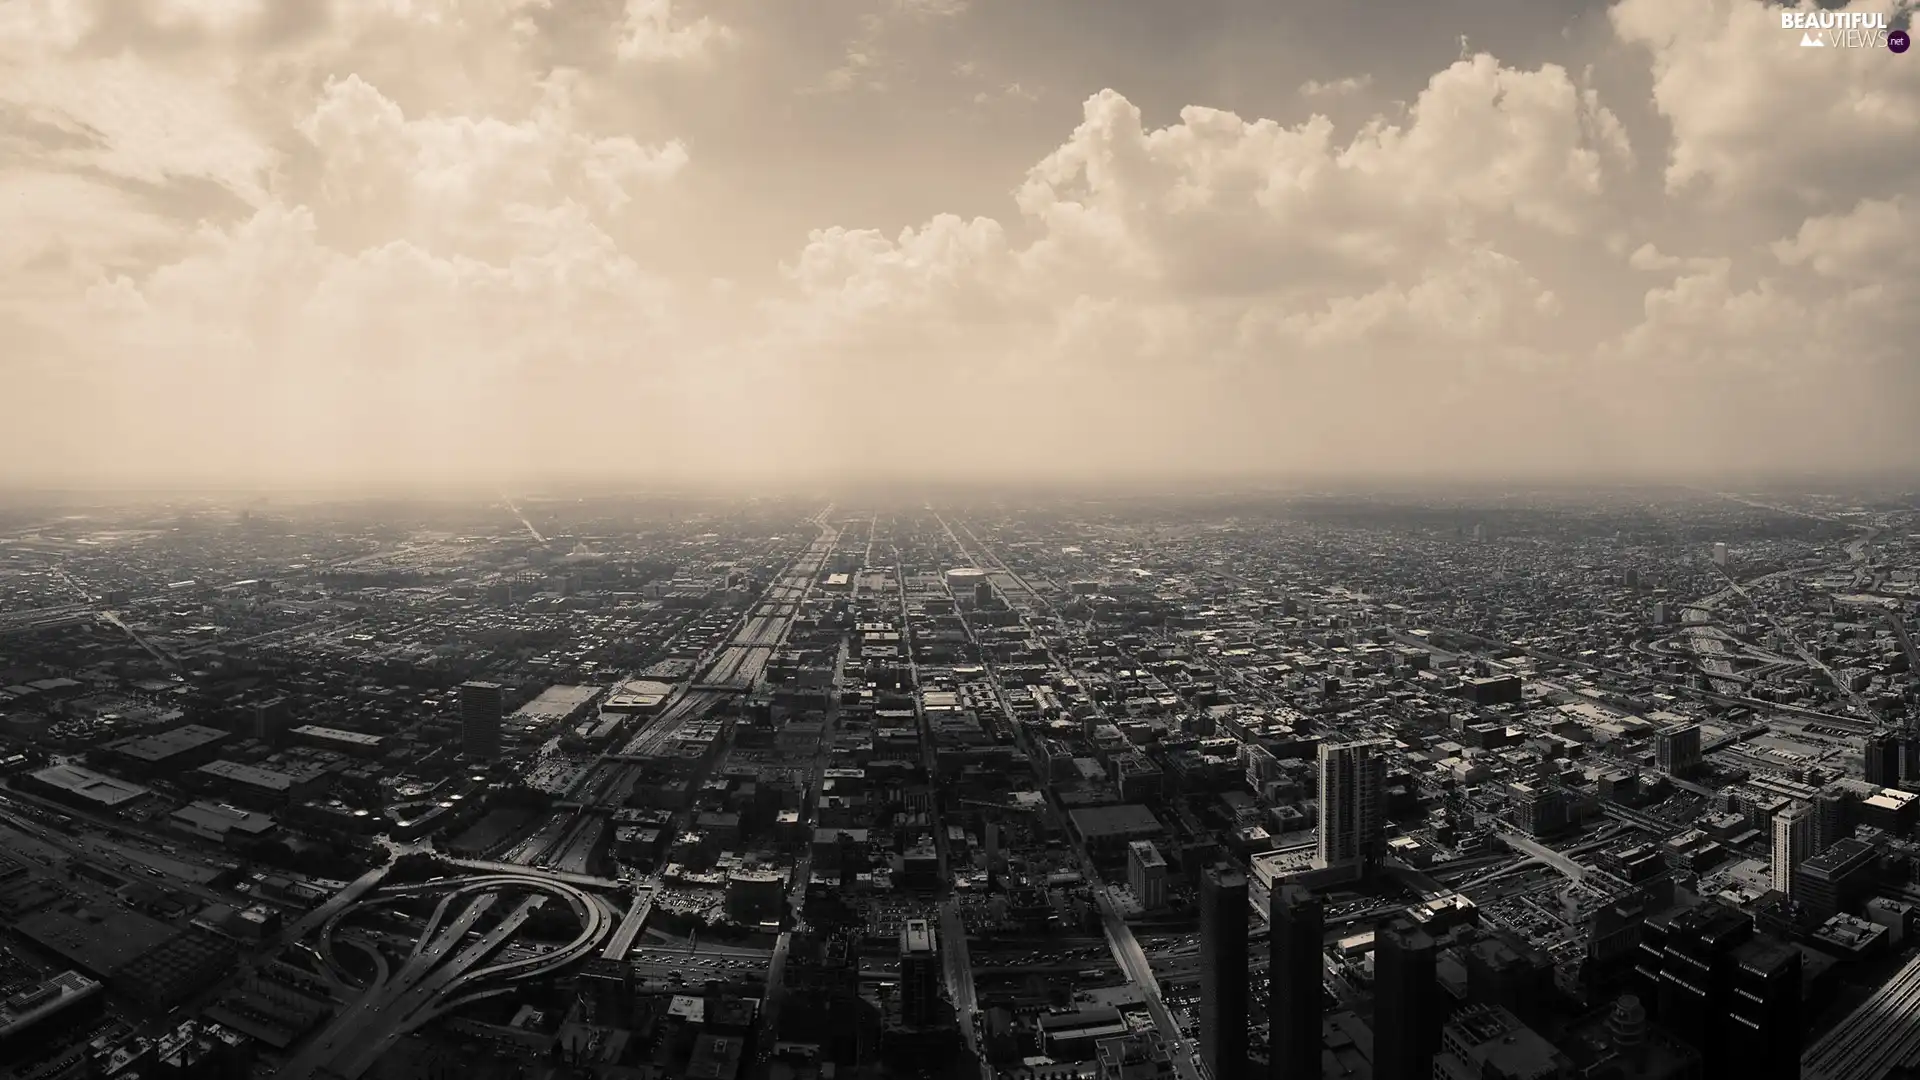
[1800,31,1825,46]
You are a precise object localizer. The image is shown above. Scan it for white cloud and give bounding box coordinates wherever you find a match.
[616,0,733,63]
[1299,74,1373,98]
[2,0,1916,483]
[1611,0,1920,207]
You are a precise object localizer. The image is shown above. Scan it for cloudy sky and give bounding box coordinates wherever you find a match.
[3,0,1916,488]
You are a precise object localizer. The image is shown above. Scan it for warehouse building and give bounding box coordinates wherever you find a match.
[22,764,150,812]
[97,724,231,779]
[287,725,386,759]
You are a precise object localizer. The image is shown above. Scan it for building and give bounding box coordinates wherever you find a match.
[1199,865,1249,1080]
[460,680,505,761]
[99,724,231,779]
[1865,733,1902,788]
[1510,782,1568,838]
[1269,885,1324,1080]
[781,933,862,1061]
[1771,804,1815,899]
[0,971,104,1056]
[1463,675,1524,706]
[287,725,385,759]
[1655,725,1702,779]
[1096,1033,1176,1079]
[1317,740,1387,872]
[1793,838,1879,923]
[1127,840,1168,911]
[1373,917,1441,1080]
[247,696,291,746]
[1633,903,1799,1080]
[151,1018,253,1080]
[170,801,277,848]
[725,869,785,926]
[1066,804,1165,857]
[1713,543,1729,567]
[1722,939,1800,1080]
[899,919,941,1029]
[188,760,318,809]
[23,763,150,811]
[601,679,673,716]
[1434,1004,1572,1080]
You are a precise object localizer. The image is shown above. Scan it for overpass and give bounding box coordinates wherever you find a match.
[284,872,609,1080]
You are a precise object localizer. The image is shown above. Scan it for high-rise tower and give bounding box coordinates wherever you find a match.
[1373,917,1441,1080]
[460,680,504,761]
[1200,865,1249,1080]
[1270,885,1324,1080]
[1771,803,1815,899]
[1316,741,1387,872]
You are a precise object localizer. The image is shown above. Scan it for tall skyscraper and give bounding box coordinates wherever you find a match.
[460,680,504,761]
[1771,803,1815,898]
[1269,885,1324,1080]
[1865,732,1902,787]
[1372,918,1440,1080]
[1317,741,1387,872]
[899,918,941,1028]
[1199,865,1249,1080]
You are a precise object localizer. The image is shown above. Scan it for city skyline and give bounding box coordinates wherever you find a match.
[5,0,1918,486]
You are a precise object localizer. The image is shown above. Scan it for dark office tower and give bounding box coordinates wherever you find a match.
[1724,938,1802,1080]
[899,919,941,1028]
[1270,885,1324,1080]
[1637,902,1801,1078]
[1904,733,1920,786]
[460,680,504,761]
[1865,732,1901,787]
[1200,865,1249,1080]
[1372,918,1440,1080]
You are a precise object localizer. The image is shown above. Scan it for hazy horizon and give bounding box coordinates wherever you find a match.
[6,0,1918,486]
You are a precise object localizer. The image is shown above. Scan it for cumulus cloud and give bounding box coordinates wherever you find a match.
[2,0,1915,485]
[616,0,733,64]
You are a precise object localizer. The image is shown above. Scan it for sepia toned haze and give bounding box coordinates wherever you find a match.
[3,0,1917,489]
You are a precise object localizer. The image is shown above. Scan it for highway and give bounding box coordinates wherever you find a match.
[600,888,657,962]
[284,873,610,1080]
[283,891,501,1080]
[279,862,393,948]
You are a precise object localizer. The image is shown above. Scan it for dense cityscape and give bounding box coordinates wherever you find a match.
[1,486,1918,1080]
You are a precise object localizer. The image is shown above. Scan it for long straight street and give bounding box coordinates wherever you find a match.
[935,510,1203,1080]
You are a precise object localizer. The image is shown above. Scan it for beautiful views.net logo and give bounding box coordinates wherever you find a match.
[1781,10,1910,51]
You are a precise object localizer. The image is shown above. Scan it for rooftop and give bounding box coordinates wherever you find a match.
[1067,803,1163,840]
[289,724,383,746]
[106,723,229,762]
[30,763,150,806]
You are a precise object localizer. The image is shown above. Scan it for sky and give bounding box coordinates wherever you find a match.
[2,0,1917,488]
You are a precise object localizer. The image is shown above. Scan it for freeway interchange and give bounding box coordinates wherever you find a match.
[280,872,609,1080]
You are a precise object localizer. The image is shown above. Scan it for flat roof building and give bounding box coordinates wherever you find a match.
[0,971,103,1054]
[1067,804,1164,854]
[26,763,150,809]
[288,725,385,758]
[100,724,230,777]
[170,801,278,846]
